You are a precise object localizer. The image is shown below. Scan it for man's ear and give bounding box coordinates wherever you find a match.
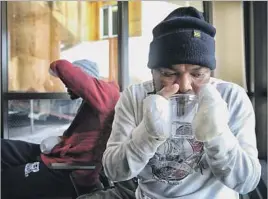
[209,69,213,77]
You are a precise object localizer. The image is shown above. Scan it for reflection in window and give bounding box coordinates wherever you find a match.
[8,99,82,143]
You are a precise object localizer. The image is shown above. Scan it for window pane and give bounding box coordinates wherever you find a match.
[8,99,81,143]
[112,6,118,35]
[7,1,118,93]
[128,1,204,85]
[103,8,109,36]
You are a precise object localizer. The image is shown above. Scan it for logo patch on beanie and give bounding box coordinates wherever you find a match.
[193,30,201,38]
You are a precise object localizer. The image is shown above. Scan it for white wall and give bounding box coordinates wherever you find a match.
[212,2,247,89]
[60,41,110,79]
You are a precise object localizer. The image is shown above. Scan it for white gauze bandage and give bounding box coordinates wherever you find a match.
[192,84,230,142]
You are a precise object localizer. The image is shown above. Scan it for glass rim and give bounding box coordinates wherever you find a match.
[169,93,197,101]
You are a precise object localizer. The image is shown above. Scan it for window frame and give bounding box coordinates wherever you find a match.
[100,4,118,39]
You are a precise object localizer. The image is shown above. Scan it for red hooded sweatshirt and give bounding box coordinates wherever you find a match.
[41,60,120,186]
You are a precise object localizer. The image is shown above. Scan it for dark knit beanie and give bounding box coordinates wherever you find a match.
[147,6,216,70]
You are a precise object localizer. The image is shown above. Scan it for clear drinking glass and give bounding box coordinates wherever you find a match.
[169,94,198,139]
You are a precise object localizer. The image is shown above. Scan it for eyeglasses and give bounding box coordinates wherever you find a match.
[156,69,206,80]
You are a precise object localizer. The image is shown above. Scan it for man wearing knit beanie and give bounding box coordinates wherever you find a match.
[1,59,121,198]
[86,7,260,199]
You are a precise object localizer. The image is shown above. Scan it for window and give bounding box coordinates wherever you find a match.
[7,1,118,93]
[100,5,118,38]
[8,99,82,142]
[5,1,119,139]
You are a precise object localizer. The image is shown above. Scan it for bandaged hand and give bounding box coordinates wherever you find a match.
[143,84,179,141]
[192,84,230,142]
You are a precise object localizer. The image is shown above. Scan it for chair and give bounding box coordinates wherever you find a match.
[47,163,113,199]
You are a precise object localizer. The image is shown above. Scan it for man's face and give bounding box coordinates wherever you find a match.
[152,64,211,94]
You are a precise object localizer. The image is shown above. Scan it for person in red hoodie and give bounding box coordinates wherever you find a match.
[1,59,120,199]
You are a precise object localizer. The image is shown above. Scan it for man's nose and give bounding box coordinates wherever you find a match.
[176,74,192,94]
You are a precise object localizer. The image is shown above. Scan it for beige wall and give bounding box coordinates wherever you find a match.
[212,2,247,89]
